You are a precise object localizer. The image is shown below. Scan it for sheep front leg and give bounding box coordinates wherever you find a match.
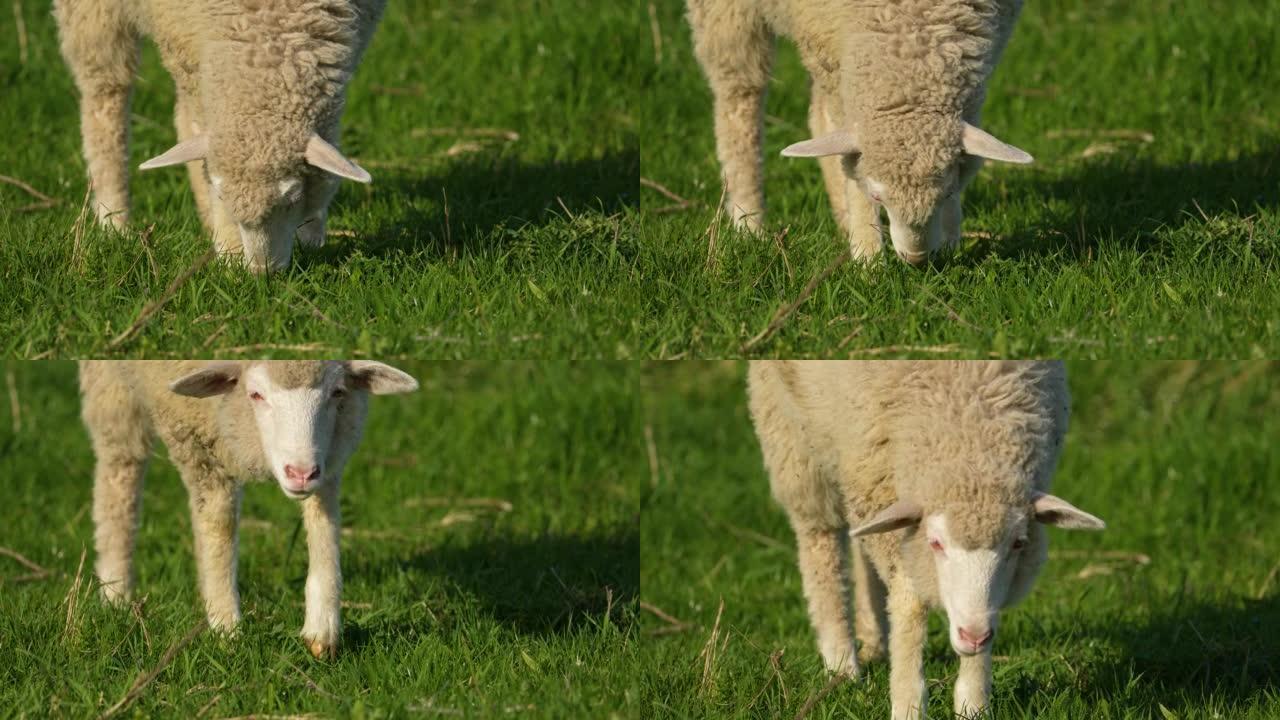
[53,0,139,230]
[687,1,774,231]
[954,650,992,718]
[794,525,858,677]
[186,478,243,631]
[91,455,148,604]
[300,482,342,660]
[842,156,884,260]
[888,580,928,720]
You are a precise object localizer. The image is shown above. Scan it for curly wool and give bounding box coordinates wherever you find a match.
[193,2,362,218]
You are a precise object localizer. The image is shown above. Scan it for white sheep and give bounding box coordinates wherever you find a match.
[687,0,1033,265]
[748,361,1104,719]
[80,360,418,659]
[53,0,385,273]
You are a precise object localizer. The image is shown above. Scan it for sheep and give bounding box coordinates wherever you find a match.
[747,361,1104,719]
[80,360,418,659]
[53,0,386,273]
[687,0,1033,265]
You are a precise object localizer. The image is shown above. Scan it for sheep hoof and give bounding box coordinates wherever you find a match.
[307,637,338,660]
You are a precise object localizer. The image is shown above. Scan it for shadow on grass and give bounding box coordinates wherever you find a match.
[358,525,639,638]
[1067,592,1280,713]
[297,149,639,268]
[966,146,1280,263]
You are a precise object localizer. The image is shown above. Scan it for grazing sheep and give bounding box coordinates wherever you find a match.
[748,361,1104,719]
[80,360,417,659]
[54,0,385,273]
[687,0,1032,265]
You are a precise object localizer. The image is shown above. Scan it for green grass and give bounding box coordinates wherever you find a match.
[639,0,1280,357]
[638,361,1280,718]
[0,2,641,358]
[0,362,641,718]
[1,1,1276,357]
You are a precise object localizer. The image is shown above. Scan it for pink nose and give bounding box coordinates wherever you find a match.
[958,626,993,649]
[284,464,319,489]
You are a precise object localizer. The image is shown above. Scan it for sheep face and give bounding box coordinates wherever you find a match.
[782,121,1031,264]
[169,361,419,498]
[853,493,1104,656]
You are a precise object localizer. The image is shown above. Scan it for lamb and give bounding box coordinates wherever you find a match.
[687,0,1033,265]
[747,361,1104,719]
[54,0,385,273]
[80,360,418,659]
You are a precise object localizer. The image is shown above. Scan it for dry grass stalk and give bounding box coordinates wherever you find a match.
[701,183,728,272]
[97,619,209,720]
[792,673,846,720]
[1,172,61,211]
[698,598,728,696]
[405,497,514,512]
[12,0,27,65]
[5,368,20,433]
[411,127,520,142]
[108,249,216,349]
[644,424,660,488]
[61,547,87,643]
[846,344,966,357]
[0,545,54,582]
[741,248,852,353]
[648,3,663,63]
[640,600,693,636]
[208,343,345,356]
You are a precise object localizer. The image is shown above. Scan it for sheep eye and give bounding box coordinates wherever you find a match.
[928,538,944,552]
[1012,538,1028,550]
[331,387,346,399]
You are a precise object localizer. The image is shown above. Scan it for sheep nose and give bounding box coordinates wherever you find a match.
[958,626,993,649]
[285,464,320,488]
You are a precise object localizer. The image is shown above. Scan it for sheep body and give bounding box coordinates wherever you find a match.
[687,0,1030,264]
[748,361,1102,719]
[80,360,417,658]
[54,0,384,272]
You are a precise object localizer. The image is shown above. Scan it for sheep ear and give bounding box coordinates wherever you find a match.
[1032,492,1106,530]
[961,123,1033,164]
[305,134,372,183]
[347,361,418,395]
[851,500,923,537]
[139,136,209,170]
[781,131,860,158]
[169,362,242,397]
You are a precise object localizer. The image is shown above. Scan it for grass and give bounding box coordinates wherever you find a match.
[638,361,1280,718]
[0,1,640,358]
[640,0,1280,357]
[0,361,641,718]
[5,2,1276,359]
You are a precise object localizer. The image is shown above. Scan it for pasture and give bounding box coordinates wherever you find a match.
[0,1,639,358]
[640,0,1280,357]
[0,361,641,717]
[639,361,1280,718]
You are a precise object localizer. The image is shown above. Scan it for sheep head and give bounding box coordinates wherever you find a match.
[852,492,1103,656]
[168,361,418,499]
[781,120,1031,265]
[139,133,370,273]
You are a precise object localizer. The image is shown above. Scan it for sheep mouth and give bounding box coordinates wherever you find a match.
[279,485,316,500]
